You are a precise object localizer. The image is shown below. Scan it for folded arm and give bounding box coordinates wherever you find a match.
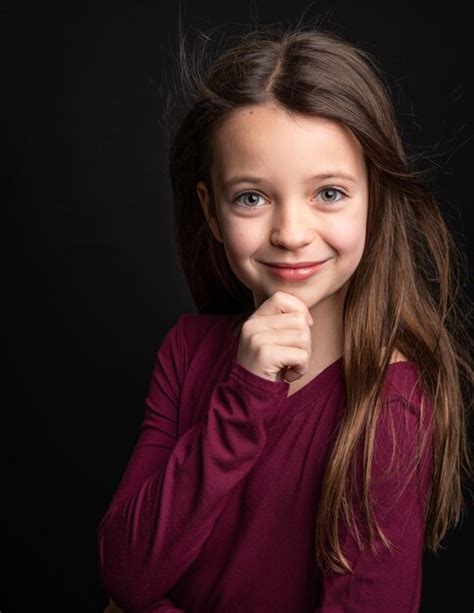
[97,316,288,612]
[104,595,183,613]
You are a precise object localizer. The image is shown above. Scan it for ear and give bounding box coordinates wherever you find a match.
[196,180,224,243]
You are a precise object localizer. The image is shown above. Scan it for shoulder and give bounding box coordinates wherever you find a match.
[380,347,415,399]
[379,349,432,419]
[176,312,244,345]
[150,312,244,396]
[380,360,433,444]
[163,311,245,366]
[388,349,408,364]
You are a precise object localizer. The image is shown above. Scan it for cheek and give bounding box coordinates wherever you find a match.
[222,221,257,260]
[327,212,366,257]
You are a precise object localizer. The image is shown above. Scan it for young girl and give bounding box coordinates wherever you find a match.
[97,20,473,613]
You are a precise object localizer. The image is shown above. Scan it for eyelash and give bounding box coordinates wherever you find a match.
[232,187,348,209]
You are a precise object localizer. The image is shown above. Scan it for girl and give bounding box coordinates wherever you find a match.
[97,20,473,613]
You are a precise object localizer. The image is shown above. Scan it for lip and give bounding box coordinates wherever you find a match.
[262,260,328,268]
[262,259,329,281]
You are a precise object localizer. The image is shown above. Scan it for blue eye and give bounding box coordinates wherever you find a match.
[232,186,347,210]
[317,187,346,204]
[233,191,265,209]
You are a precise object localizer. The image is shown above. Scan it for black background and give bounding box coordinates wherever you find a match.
[6,1,473,611]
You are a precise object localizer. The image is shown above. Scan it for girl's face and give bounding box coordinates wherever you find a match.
[196,103,369,313]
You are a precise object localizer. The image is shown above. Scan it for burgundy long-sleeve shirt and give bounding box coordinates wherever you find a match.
[97,312,433,613]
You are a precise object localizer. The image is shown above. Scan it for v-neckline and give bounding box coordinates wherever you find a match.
[228,313,344,408]
[283,356,344,404]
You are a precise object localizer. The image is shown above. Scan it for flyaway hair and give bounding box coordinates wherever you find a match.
[160,16,473,574]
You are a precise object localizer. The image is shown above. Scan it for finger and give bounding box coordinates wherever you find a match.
[251,310,313,331]
[256,328,312,350]
[282,367,303,383]
[267,346,310,378]
[257,291,313,325]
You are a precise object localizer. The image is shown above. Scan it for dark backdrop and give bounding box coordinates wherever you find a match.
[6,1,473,611]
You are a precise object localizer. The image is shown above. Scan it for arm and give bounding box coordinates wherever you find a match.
[103,598,123,613]
[104,595,183,613]
[315,394,433,612]
[97,315,288,613]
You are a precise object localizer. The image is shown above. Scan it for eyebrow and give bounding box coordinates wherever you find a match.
[222,172,358,188]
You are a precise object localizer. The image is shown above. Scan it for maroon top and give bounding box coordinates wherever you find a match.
[97,312,433,612]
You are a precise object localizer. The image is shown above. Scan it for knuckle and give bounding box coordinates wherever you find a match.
[248,332,258,350]
[299,346,308,358]
[241,318,255,337]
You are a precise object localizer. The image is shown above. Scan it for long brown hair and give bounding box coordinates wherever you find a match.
[163,17,473,574]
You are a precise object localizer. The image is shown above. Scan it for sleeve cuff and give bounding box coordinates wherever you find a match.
[228,358,289,397]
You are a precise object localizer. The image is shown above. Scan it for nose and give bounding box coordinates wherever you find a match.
[270,203,315,250]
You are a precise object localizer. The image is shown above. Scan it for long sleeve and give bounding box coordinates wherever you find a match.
[152,598,183,613]
[97,315,289,613]
[315,394,434,612]
[106,594,183,613]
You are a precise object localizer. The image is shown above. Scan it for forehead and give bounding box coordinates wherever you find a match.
[211,104,366,185]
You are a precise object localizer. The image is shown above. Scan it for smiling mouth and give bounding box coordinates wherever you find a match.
[262,260,330,281]
[262,260,329,269]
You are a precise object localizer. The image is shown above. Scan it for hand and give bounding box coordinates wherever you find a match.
[103,598,125,613]
[236,291,314,383]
